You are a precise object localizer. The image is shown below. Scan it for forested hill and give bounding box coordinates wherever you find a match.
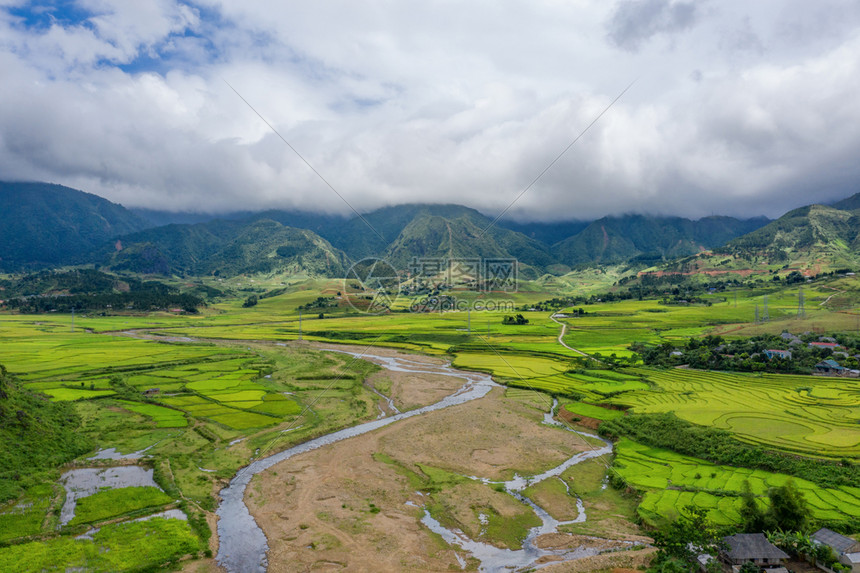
[0,181,148,271]
[724,204,860,267]
[551,214,770,267]
[106,218,349,277]
[0,365,92,502]
[6,181,860,277]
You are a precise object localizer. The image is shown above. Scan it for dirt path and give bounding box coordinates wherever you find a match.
[550,314,592,359]
[820,286,846,306]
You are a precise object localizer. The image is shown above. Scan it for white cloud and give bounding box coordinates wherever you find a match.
[1,0,859,222]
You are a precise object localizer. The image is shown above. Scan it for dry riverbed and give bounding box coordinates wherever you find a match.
[246,367,627,572]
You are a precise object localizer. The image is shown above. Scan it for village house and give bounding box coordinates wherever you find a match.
[721,533,788,570]
[814,359,845,375]
[763,349,792,360]
[813,528,860,573]
[810,342,842,350]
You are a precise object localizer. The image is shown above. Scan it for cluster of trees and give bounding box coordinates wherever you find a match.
[296,296,338,311]
[767,530,848,571]
[0,269,203,313]
[5,290,202,314]
[633,333,860,373]
[501,314,529,325]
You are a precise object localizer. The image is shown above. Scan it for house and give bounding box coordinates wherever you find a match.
[763,349,792,360]
[143,388,160,395]
[722,533,788,568]
[815,360,845,374]
[812,528,860,573]
[780,332,801,343]
[810,342,842,350]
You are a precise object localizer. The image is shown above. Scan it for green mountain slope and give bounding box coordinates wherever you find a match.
[831,191,860,211]
[382,208,555,277]
[0,365,93,501]
[109,218,347,276]
[724,204,860,267]
[0,181,148,270]
[551,214,768,267]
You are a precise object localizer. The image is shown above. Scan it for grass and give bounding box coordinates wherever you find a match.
[0,518,199,572]
[564,402,625,421]
[523,477,581,521]
[0,484,54,542]
[68,486,175,526]
[117,401,187,428]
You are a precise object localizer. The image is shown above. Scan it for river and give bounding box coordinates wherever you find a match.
[215,350,620,573]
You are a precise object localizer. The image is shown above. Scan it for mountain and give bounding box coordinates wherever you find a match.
[382,209,555,278]
[495,220,590,246]
[108,218,347,276]
[551,214,769,267]
[723,204,860,267]
[831,192,860,212]
[0,181,147,271]
[264,204,481,261]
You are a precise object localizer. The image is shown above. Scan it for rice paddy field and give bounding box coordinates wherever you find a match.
[611,368,860,458]
[0,310,385,568]
[0,273,858,567]
[614,438,860,526]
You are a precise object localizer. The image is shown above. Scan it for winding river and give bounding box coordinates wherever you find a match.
[215,351,619,573]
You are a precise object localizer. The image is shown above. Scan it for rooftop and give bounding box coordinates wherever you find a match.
[723,534,789,561]
[813,528,860,554]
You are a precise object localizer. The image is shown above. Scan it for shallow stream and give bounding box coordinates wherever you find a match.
[214,351,622,573]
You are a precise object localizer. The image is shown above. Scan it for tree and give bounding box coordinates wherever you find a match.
[739,561,760,573]
[766,480,810,532]
[650,506,726,572]
[242,295,258,308]
[740,480,770,532]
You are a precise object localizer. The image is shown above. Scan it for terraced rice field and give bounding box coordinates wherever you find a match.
[614,438,860,525]
[609,369,860,458]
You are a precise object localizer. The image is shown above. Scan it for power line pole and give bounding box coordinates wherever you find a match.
[763,295,769,322]
[755,304,759,325]
[298,310,303,341]
[467,309,471,335]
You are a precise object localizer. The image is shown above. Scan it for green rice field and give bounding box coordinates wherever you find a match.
[614,438,860,526]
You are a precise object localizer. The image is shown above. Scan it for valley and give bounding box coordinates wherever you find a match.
[1,183,860,572]
[1,266,858,572]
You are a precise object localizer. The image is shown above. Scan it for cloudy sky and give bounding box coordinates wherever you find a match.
[2,1,859,222]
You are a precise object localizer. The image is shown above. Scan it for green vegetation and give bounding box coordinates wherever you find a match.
[612,438,860,527]
[601,414,860,489]
[69,487,174,526]
[636,332,860,373]
[0,181,146,271]
[0,366,92,502]
[0,518,199,572]
[563,402,625,421]
[0,484,54,542]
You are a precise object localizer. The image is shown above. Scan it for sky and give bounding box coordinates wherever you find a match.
[1,1,860,222]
